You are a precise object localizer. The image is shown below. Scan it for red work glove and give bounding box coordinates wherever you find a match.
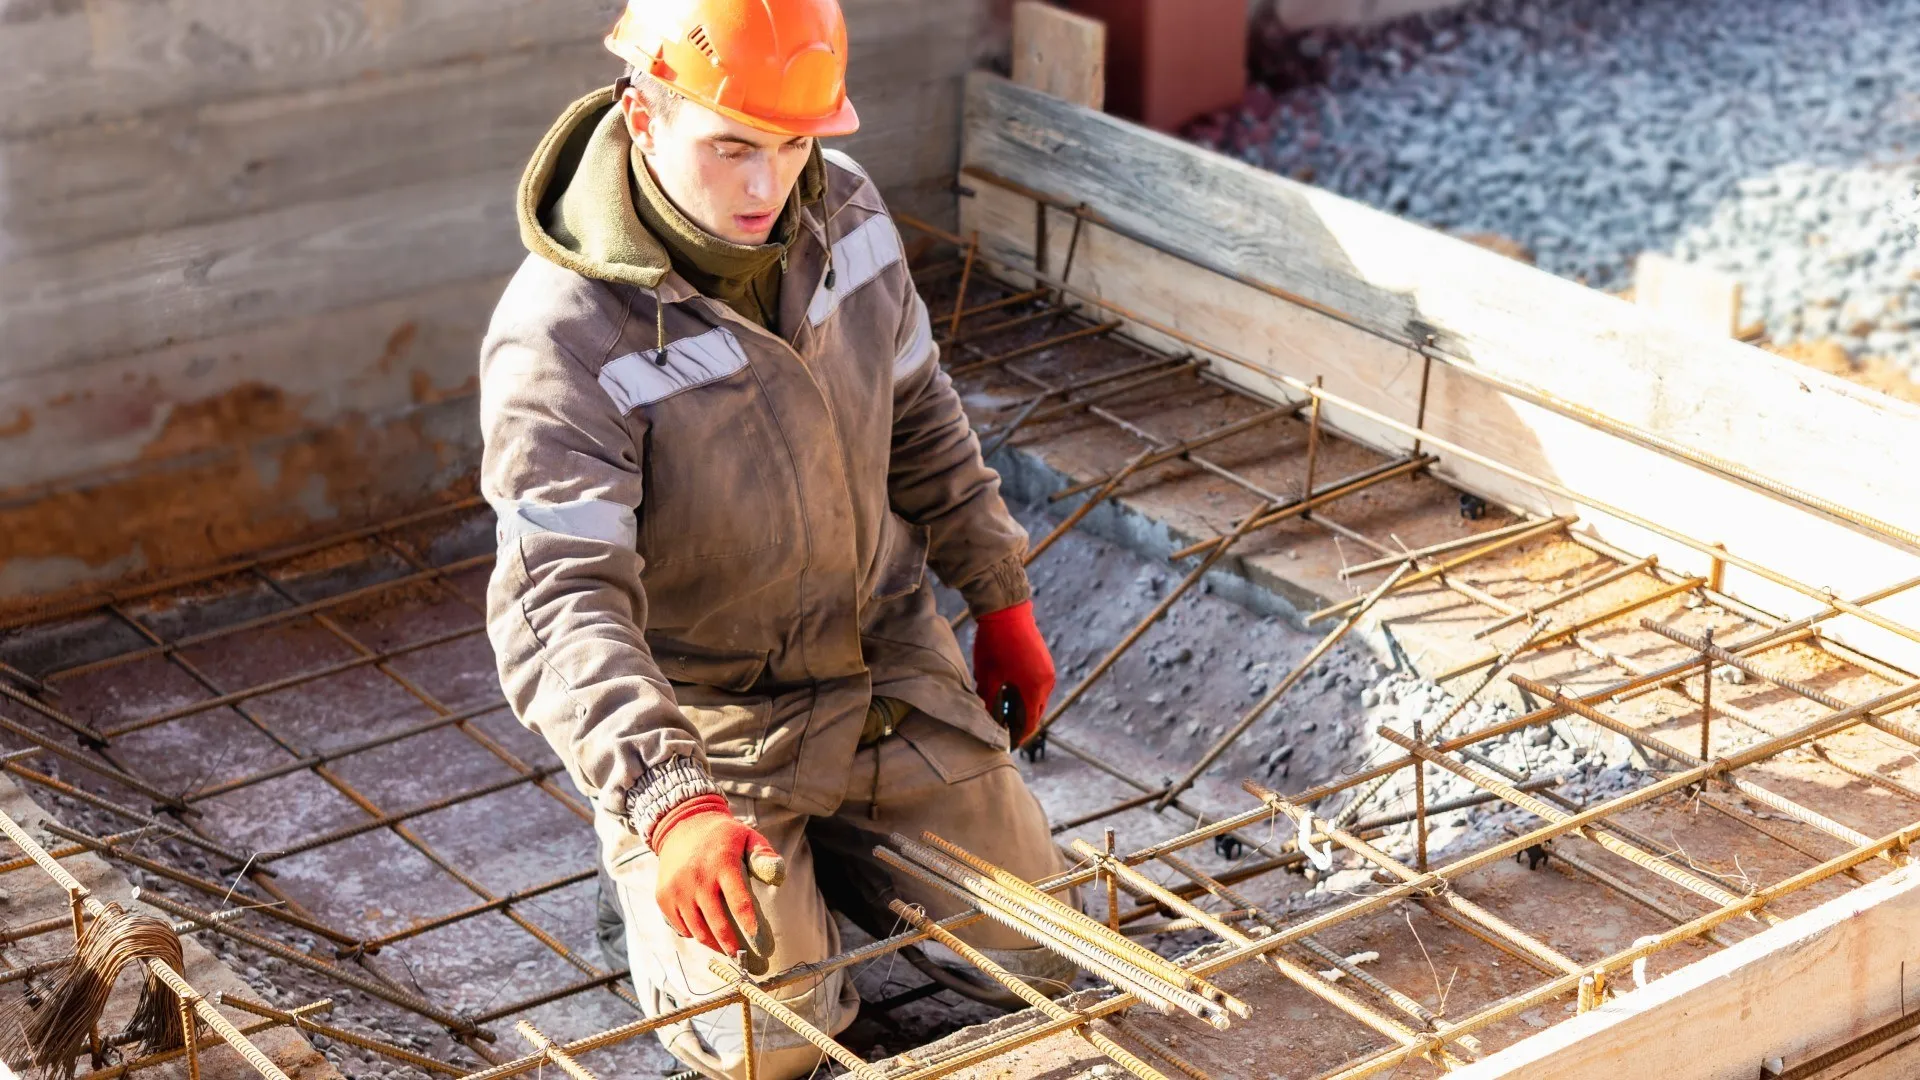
[649,794,782,957]
[973,599,1057,748]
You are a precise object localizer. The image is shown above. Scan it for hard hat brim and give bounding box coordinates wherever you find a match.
[704,94,861,140]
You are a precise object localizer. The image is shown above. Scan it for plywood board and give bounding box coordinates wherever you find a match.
[1012,2,1107,109]
[959,73,1920,668]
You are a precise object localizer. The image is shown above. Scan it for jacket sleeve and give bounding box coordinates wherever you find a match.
[480,322,717,844]
[886,284,1033,615]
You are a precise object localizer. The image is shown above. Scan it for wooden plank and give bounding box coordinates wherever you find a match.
[0,41,607,260]
[1450,867,1920,1080]
[1012,2,1106,109]
[959,73,1920,668]
[1634,252,1743,338]
[963,74,1920,538]
[964,180,1920,664]
[0,165,524,382]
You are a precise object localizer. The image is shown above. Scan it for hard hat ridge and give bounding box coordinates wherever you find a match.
[605,0,861,138]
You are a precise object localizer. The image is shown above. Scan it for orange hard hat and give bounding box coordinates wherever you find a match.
[606,0,860,138]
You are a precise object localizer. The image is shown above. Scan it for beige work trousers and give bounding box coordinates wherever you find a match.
[595,711,1075,1080]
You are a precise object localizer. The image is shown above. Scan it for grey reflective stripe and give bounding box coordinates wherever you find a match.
[492,497,638,549]
[598,325,750,413]
[893,295,937,380]
[822,148,868,179]
[807,213,904,326]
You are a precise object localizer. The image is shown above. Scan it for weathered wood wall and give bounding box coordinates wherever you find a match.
[0,0,999,609]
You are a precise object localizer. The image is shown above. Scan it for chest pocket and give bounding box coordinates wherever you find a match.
[601,326,789,564]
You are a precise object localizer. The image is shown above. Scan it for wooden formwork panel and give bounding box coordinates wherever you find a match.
[958,72,1920,673]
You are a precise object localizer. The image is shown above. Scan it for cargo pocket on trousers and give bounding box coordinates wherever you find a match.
[897,715,1010,786]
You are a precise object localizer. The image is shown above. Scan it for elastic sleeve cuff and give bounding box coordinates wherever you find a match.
[960,555,1033,617]
[620,756,720,849]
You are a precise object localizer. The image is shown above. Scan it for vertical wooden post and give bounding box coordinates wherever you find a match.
[1012,2,1107,110]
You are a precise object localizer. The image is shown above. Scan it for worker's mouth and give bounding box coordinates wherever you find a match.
[734,210,777,235]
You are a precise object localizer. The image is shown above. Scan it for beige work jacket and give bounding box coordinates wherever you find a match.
[480,93,1030,840]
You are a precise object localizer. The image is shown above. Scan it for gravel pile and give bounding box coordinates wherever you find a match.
[1196,0,1920,372]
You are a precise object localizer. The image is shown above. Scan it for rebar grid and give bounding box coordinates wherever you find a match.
[0,223,1915,1080]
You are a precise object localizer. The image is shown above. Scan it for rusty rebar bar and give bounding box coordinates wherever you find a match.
[40,823,363,949]
[135,890,487,1038]
[1166,455,1438,563]
[1068,839,1465,1067]
[516,1021,600,1080]
[879,838,1232,1025]
[1472,556,1661,639]
[41,554,493,684]
[219,995,467,1076]
[708,958,884,1080]
[948,320,1124,378]
[1156,561,1414,811]
[890,900,1177,1080]
[1432,576,1707,683]
[0,809,294,1080]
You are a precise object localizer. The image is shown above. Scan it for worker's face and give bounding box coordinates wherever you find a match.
[625,90,813,246]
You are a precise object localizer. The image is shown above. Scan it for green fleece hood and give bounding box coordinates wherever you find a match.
[516,87,827,296]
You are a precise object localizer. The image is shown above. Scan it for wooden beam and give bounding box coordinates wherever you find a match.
[958,72,1920,669]
[1011,2,1106,110]
[1634,253,1743,339]
[1447,867,1920,1079]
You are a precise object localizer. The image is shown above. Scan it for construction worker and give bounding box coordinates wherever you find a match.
[479,1,1072,1076]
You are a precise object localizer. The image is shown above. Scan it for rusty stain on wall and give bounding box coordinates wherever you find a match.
[410,369,481,406]
[378,321,419,374]
[0,410,33,438]
[0,381,477,618]
[139,381,311,460]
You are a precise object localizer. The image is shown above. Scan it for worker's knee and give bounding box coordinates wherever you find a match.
[594,866,629,972]
[653,971,860,1080]
[980,942,1079,993]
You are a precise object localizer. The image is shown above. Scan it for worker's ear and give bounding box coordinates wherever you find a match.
[620,89,657,154]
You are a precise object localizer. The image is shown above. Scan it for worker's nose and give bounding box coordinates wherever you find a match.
[743,159,778,206]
